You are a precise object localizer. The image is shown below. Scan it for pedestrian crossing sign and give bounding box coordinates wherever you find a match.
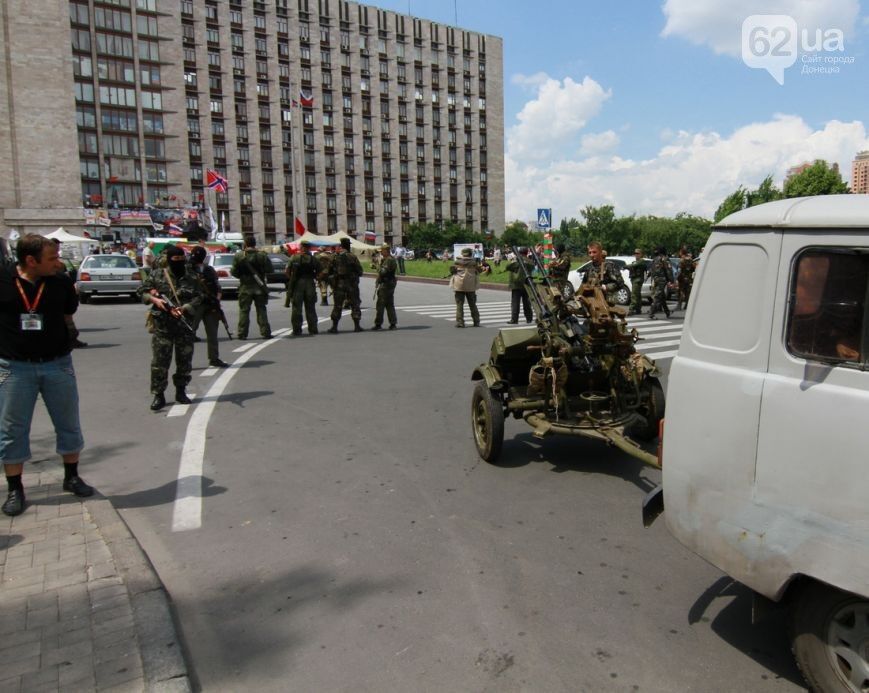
[537,208,551,229]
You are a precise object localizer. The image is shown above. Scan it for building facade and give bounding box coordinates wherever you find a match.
[852,151,869,194]
[1,0,505,244]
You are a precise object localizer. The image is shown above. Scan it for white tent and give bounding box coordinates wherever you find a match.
[295,230,375,255]
[46,228,91,244]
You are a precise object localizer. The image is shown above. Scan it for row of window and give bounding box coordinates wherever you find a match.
[71,29,160,62]
[76,105,163,135]
[80,156,166,183]
[70,4,158,34]
[73,55,161,86]
[74,82,162,109]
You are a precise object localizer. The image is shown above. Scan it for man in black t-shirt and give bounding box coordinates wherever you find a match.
[0,234,93,516]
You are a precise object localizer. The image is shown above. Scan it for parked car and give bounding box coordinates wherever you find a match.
[568,256,679,306]
[76,254,142,303]
[266,253,290,285]
[206,253,240,297]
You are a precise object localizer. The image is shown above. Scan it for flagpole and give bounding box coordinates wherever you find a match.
[291,85,305,237]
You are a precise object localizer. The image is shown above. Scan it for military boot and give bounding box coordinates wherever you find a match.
[353,320,364,332]
[175,388,192,405]
[150,392,166,411]
[327,320,339,334]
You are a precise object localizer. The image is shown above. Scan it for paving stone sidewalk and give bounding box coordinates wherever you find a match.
[0,467,190,692]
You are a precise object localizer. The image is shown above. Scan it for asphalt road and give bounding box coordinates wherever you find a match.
[52,278,806,692]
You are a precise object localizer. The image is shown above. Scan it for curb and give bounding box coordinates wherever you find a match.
[363,272,510,292]
[86,495,192,692]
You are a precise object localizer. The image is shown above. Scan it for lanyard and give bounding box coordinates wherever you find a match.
[15,277,45,314]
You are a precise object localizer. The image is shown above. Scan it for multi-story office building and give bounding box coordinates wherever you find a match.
[851,151,869,194]
[0,0,504,244]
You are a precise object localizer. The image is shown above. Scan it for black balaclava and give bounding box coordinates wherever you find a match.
[166,246,186,278]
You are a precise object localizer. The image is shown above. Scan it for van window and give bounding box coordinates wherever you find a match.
[689,243,768,352]
[787,248,869,365]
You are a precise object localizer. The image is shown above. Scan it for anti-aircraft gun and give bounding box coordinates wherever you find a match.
[470,247,664,468]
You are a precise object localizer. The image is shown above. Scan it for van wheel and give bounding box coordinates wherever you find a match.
[614,286,631,306]
[471,382,504,463]
[632,377,664,441]
[791,582,869,693]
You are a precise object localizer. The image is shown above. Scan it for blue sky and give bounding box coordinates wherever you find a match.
[373,0,869,223]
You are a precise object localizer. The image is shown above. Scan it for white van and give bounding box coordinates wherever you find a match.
[646,196,869,693]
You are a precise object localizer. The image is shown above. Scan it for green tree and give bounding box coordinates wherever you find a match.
[501,220,534,248]
[783,160,850,198]
[405,222,446,252]
[714,187,747,223]
[747,175,782,207]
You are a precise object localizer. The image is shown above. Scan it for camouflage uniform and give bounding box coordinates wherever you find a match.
[329,249,363,331]
[547,252,572,293]
[648,255,674,318]
[676,254,695,310]
[505,256,534,323]
[627,258,647,314]
[580,260,626,303]
[316,251,333,305]
[231,247,272,339]
[287,251,321,335]
[138,266,204,395]
[373,255,398,329]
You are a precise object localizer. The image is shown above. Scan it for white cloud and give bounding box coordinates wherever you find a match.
[579,130,620,156]
[511,72,550,90]
[506,75,612,163]
[505,115,869,222]
[661,0,859,57]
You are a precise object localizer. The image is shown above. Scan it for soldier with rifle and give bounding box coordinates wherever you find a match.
[372,243,398,330]
[230,236,272,340]
[328,237,364,333]
[580,241,626,305]
[286,239,321,336]
[189,246,229,367]
[504,247,534,324]
[627,248,646,316]
[138,246,205,411]
[547,243,572,295]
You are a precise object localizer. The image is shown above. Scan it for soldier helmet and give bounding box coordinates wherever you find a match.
[340,237,351,250]
[461,247,473,257]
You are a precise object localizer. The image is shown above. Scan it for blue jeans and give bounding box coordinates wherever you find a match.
[0,355,84,465]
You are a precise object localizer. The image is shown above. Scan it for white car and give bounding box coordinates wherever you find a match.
[206,253,240,297]
[568,256,679,306]
[76,254,142,303]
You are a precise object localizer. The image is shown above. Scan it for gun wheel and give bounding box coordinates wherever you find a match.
[631,376,665,442]
[471,382,505,463]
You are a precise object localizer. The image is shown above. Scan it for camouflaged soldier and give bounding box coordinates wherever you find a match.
[547,243,572,294]
[580,241,626,303]
[648,246,674,319]
[505,247,534,324]
[328,237,364,332]
[286,239,321,336]
[316,248,333,305]
[676,247,695,311]
[627,248,647,315]
[231,236,272,339]
[372,243,398,330]
[449,247,484,327]
[138,246,205,411]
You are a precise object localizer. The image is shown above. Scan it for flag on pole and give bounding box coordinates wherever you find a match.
[294,217,306,236]
[299,89,314,108]
[206,169,229,193]
[206,204,218,239]
[220,211,227,240]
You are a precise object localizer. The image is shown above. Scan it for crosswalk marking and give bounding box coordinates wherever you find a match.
[167,402,192,417]
[397,301,685,362]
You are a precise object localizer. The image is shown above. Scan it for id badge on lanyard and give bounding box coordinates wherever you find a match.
[16,278,45,331]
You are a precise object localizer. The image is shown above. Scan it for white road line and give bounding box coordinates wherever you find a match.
[644,348,679,359]
[636,331,684,341]
[640,339,683,349]
[200,367,218,377]
[232,342,258,353]
[167,403,191,418]
[398,301,511,310]
[171,319,327,532]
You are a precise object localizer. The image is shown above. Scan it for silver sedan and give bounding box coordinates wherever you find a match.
[76,254,142,303]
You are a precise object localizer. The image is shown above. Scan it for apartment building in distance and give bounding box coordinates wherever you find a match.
[0,0,505,244]
[852,151,869,194]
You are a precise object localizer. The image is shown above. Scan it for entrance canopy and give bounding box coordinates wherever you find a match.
[46,228,91,243]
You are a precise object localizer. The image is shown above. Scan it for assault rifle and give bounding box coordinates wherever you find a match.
[152,291,195,333]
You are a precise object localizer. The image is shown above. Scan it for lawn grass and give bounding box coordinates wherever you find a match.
[364,258,513,284]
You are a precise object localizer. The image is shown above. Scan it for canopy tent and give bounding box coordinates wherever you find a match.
[292,231,376,256]
[46,228,91,244]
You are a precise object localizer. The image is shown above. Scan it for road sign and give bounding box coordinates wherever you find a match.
[537,208,552,229]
